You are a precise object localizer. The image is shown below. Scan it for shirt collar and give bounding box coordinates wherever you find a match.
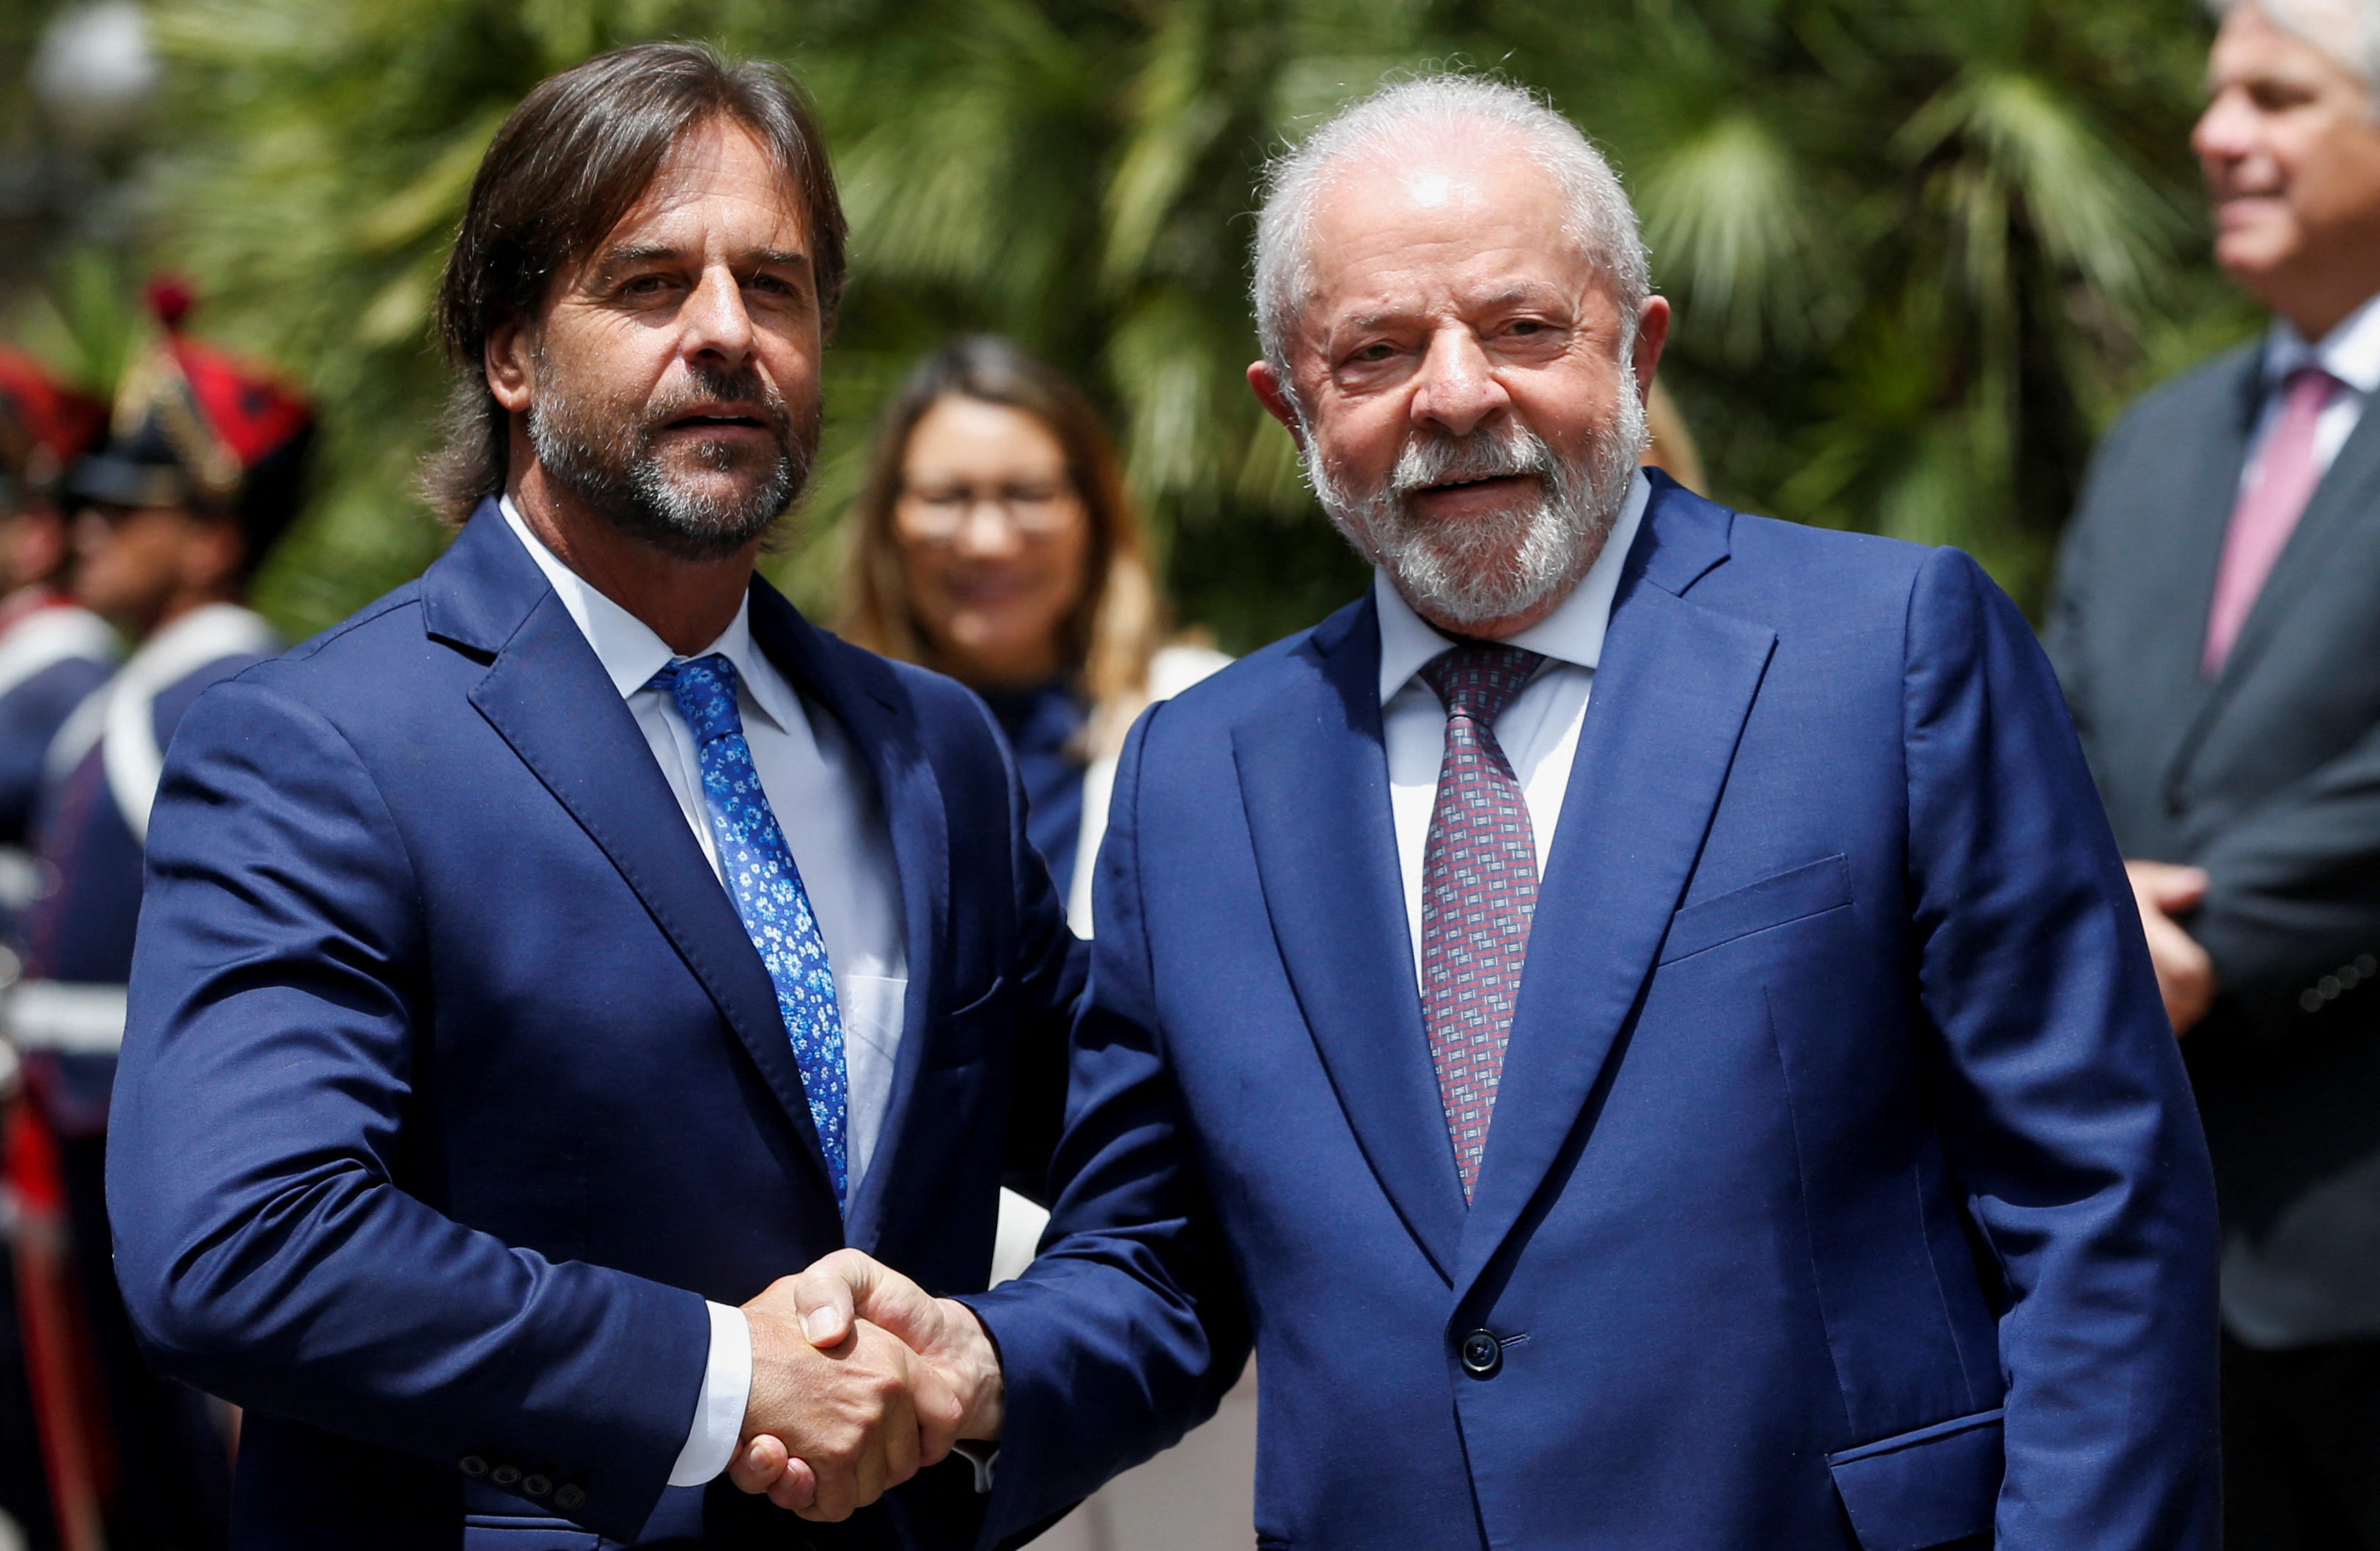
[497,494,797,733]
[1375,467,1650,704]
[2264,290,2380,396]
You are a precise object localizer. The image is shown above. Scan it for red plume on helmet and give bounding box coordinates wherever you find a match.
[66,277,316,563]
[0,351,107,516]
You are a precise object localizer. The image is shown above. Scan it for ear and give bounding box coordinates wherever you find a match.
[1632,296,1672,404]
[1246,360,1307,451]
[485,316,536,415]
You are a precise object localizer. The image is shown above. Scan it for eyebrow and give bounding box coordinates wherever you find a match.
[1336,285,1570,333]
[588,244,813,283]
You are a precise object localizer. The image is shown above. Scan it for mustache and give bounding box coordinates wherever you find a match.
[1385,422,1558,502]
[636,364,795,450]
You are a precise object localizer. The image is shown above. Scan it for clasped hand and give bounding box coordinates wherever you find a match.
[727,1249,1004,1520]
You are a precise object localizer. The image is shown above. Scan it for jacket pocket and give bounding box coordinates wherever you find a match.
[461,1515,601,1550]
[1825,1407,2002,1551]
[1659,854,1853,965]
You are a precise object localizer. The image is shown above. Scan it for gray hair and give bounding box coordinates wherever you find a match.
[2210,0,2380,84]
[1249,73,1651,378]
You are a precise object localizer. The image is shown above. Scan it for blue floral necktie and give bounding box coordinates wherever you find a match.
[650,653,849,1206]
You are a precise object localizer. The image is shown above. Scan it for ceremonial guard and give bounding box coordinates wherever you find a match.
[0,348,112,1551]
[0,351,115,896]
[7,283,312,1551]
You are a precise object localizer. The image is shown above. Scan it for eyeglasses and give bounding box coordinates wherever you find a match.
[895,481,1081,541]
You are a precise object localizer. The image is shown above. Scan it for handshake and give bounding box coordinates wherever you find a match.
[724,1249,1006,1521]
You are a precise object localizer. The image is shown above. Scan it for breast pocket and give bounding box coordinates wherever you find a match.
[1659,854,1854,966]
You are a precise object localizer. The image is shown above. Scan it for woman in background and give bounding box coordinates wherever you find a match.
[840,336,1226,935]
[842,337,1244,1551]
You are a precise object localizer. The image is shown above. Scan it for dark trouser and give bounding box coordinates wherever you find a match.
[2224,1332,2380,1550]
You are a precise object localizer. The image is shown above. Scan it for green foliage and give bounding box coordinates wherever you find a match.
[125,0,2249,646]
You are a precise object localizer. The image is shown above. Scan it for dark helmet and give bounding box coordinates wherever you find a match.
[66,277,315,565]
[0,348,107,516]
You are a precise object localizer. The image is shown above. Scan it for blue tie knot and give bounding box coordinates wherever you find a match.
[650,653,743,747]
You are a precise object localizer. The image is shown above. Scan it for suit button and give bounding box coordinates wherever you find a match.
[2359,955,2378,977]
[2321,975,2343,1000]
[1459,1329,1502,1377]
[554,1484,586,1511]
[2343,966,2364,989]
[491,1464,522,1486]
[521,1474,551,1497]
[2302,989,2326,1013]
[458,1456,489,1478]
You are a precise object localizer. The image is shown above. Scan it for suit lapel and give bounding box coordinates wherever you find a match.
[1456,489,1777,1295]
[1234,597,1466,1281]
[2199,381,2380,685]
[428,506,840,1221]
[2160,350,2283,796]
[746,587,954,1253]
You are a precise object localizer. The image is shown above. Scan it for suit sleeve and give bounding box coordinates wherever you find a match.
[2184,716,2380,1035]
[1901,548,2221,1551]
[104,678,710,1541]
[957,703,1251,1547]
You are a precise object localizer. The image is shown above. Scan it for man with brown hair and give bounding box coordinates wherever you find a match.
[103,43,1078,1548]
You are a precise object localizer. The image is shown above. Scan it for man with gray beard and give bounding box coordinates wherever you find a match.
[103,44,1081,1548]
[765,73,2222,1551]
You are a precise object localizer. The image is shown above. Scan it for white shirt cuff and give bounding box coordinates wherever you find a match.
[668,1302,753,1486]
[952,1439,999,1493]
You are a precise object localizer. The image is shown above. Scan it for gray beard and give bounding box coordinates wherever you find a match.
[527,349,816,563]
[1304,371,1647,629]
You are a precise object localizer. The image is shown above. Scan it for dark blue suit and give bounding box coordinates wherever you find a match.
[966,475,2220,1551]
[106,501,1079,1549]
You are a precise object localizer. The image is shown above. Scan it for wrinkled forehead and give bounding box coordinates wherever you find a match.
[1295,147,1607,330]
[599,118,812,252]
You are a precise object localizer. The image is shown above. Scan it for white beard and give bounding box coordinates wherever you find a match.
[1303,370,1647,629]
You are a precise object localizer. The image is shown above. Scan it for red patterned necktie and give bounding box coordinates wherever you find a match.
[2205,364,2341,675]
[1417,642,1546,1202]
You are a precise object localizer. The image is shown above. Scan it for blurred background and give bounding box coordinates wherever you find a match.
[0,0,2252,651]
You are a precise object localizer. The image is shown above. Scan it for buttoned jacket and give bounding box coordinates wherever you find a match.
[969,474,2219,1551]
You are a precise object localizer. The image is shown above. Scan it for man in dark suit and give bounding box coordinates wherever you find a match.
[771,74,2220,1551]
[103,44,1076,1549]
[2047,3,2380,1543]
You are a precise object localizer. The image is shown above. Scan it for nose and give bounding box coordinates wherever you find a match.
[952,499,1024,558]
[680,264,756,368]
[1410,327,1510,439]
[2192,87,2255,170]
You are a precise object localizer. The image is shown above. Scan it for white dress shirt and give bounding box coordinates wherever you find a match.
[1377,471,1649,969]
[2247,290,2380,487]
[499,499,908,1486]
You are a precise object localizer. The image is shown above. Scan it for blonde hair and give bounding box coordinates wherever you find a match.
[837,337,1168,757]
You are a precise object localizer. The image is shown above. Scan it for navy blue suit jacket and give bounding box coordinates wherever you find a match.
[966,476,2220,1551]
[106,502,1081,1549]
